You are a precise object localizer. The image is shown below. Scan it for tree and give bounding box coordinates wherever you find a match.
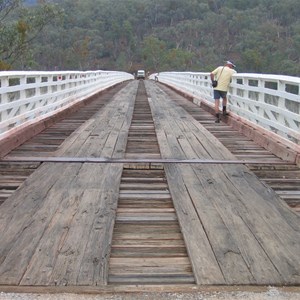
[142,35,167,71]
[165,48,194,70]
[2,0,300,75]
[0,0,63,70]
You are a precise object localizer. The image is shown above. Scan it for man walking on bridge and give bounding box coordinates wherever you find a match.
[210,61,237,123]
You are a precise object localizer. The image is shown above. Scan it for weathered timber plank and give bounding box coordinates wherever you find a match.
[238,166,300,231]
[20,187,102,286]
[119,190,169,194]
[217,164,300,283]
[112,232,183,240]
[185,163,283,284]
[112,227,182,237]
[54,118,98,157]
[108,274,195,284]
[165,163,260,284]
[18,162,121,286]
[116,208,175,213]
[55,166,122,286]
[111,239,185,247]
[0,163,82,285]
[120,183,168,190]
[116,215,177,222]
[119,193,171,200]
[109,257,192,271]
[121,177,167,182]
[110,247,187,257]
[56,80,137,158]
[117,200,173,208]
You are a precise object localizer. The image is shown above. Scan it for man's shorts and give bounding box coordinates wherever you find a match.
[214,90,227,99]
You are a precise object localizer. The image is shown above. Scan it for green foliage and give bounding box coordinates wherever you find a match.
[2,0,300,76]
[142,35,167,71]
[0,0,63,70]
[165,48,194,71]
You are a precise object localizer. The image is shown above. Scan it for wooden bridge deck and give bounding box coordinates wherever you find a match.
[0,80,299,291]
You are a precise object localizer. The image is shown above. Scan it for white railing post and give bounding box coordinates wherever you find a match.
[277,80,286,126]
[0,76,9,122]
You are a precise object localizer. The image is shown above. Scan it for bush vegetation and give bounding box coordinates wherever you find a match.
[1,0,299,75]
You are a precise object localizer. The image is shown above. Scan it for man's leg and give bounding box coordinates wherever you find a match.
[214,98,220,123]
[222,97,228,116]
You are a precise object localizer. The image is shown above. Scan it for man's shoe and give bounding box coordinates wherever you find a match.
[215,118,220,123]
[222,110,228,116]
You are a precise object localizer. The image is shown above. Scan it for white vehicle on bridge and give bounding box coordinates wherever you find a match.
[136,69,145,79]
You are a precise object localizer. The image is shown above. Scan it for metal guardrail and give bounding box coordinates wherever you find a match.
[150,72,300,146]
[0,70,133,139]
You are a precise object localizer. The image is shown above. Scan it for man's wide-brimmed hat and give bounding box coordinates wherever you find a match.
[226,60,236,68]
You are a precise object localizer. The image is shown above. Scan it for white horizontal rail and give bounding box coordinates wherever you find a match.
[0,70,133,139]
[151,72,300,146]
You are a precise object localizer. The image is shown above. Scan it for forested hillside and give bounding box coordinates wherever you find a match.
[2,0,300,75]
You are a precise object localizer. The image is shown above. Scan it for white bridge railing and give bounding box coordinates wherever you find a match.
[151,72,300,146]
[0,70,133,139]
[1,70,299,147]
